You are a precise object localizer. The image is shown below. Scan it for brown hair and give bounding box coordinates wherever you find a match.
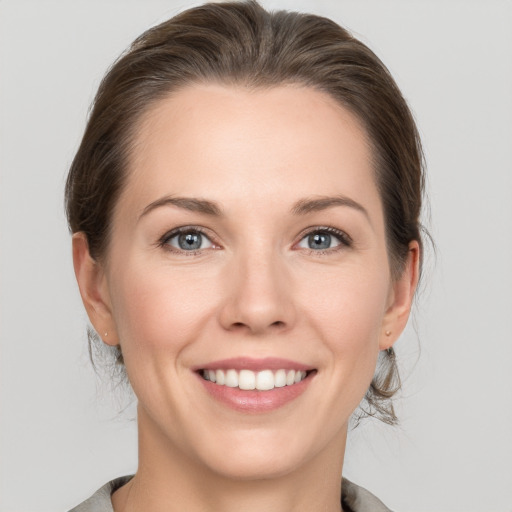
[66,0,425,424]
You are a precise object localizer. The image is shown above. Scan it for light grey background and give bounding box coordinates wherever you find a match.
[1,1,511,511]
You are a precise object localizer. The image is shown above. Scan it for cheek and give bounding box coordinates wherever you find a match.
[109,260,220,365]
[306,273,389,425]
[300,262,389,366]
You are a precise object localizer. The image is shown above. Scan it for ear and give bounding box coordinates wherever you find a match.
[379,240,420,350]
[72,232,118,346]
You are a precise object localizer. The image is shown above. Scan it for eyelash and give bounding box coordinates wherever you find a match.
[157,226,217,255]
[296,226,353,255]
[157,225,352,255]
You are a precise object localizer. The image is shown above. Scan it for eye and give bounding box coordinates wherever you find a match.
[296,228,351,251]
[161,228,214,252]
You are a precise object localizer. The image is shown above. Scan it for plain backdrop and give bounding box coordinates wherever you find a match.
[1,1,511,511]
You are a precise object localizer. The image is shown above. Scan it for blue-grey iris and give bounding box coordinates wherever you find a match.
[179,232,202,250]
[308,233,331,250]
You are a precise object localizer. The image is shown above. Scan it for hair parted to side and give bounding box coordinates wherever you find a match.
[66,0,426,425]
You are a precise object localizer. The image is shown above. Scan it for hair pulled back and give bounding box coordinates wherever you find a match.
[66,0,425,425]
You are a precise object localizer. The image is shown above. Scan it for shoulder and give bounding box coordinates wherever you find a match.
[342,478,394,512]
[68,476,133,512]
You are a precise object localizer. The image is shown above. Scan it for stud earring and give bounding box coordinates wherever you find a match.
[385,330,392,336]
[104,332,108,337]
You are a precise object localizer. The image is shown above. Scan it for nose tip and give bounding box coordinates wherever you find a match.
[218,256,295,335]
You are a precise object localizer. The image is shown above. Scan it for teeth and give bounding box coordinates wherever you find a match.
[256,369,274,391]
[239,369,255,390]
[274,369,286,388]
[216,369,225,385]
[225,369,238,387]
[202,369,308,391]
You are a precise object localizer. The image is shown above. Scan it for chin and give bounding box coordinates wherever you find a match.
[191,423,335,482]
[204,446,305,481]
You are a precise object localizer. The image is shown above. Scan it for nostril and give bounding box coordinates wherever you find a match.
[229,320,286,332]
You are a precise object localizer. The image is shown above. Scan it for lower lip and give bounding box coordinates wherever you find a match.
[197,372,315,413]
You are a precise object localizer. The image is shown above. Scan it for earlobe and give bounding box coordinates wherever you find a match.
[72,233,118,346]
[379,241,420,350]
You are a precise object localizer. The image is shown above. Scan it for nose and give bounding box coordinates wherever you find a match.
[218,248,296,335]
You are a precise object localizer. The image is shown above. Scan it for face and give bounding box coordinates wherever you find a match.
[75,84,417,480]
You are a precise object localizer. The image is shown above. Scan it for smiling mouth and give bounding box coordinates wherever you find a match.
[200,368,313,391]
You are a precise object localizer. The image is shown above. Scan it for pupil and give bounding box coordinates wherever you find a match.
[309,233,330,250]
[179,232,201,250]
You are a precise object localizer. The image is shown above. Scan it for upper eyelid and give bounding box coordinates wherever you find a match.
[157,224,351,249]
[159,226,217,246]
[296,226,352,243]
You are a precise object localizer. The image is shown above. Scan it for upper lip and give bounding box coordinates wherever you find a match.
[193,357,314,372]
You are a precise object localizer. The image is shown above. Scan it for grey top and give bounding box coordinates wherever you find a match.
[69,475,392,512]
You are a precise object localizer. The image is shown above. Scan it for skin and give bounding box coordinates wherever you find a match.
[73,84,419,512]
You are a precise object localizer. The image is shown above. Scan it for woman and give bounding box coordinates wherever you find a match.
[66,1,423,510]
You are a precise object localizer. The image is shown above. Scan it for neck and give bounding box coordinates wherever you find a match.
[112,405,347,512]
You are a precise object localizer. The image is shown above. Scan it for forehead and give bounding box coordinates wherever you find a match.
[121,84,380,218]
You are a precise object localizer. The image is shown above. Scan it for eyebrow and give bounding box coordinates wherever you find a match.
[291,195,370,221]
[139,194,370,223]
[139,196,223,220]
